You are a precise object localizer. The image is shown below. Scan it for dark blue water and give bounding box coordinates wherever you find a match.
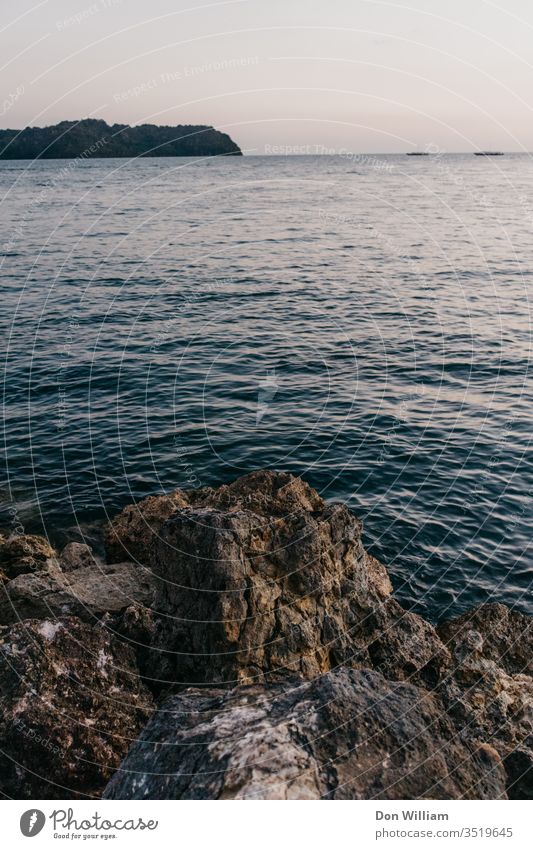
[1,154,532,621]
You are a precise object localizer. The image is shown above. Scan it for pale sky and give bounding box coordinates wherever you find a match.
[3,0,533,152]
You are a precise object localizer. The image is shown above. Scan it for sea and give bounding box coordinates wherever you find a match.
[1,153,531,621]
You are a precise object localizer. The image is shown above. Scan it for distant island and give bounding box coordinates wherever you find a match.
[0,118,242,159]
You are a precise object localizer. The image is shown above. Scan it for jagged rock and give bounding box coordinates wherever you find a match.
[0,561,155,625]
[105,491,189,565]
[352,598,451,688]
[200,470,325,515]
[363,552,393,598]
[438,603,532,676]
[0,534,55,579]
[104,667,506,800]
[119,470,452,689]
[438,604,533,799]
[149,471,394,686]
[0,617,154,798]
[5,472,529,803]
[104,471,325,566]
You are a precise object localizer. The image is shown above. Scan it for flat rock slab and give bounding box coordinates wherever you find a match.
[0,561,156,625]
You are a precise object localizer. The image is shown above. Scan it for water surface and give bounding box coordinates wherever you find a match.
[1,153,531,620]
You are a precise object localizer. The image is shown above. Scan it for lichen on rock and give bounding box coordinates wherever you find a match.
[104,668,506,800]
[1,471,531,801]
[0,616,154,798]
[0,533,56,579]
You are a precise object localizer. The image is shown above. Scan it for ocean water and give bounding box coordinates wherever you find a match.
[1,153,531,622]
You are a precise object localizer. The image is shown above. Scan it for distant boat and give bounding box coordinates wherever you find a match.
[406,152,429,156]
[474,151,504,156]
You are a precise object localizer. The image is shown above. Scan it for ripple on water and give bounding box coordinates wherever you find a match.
[1,154,532,620]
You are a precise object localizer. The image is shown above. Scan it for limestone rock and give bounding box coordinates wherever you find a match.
[105,491,189,565]
[105,603,158,693]
[0,561,155,625]
[363,552,393,598]
[58,542,101,572]
[104,471,325,566]
[0,534,55,579]
[197,470,326,515]
[104,667,506,800]
[438,604,533,799]
[5,472,529,803]
[438,603,532,676]
[353,598,451,688]
[149,471,393,686]
[0,617,154,798]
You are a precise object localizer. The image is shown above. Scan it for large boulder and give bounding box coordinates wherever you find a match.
[103,471,326,566]
[148,471,397,686]
[6,471,524,804]
[438,604,533,799]
[0,534,55,579]
[0,617,154,798]
[0,560,155,625]
[144,470,448,689]
[104,667,506,800]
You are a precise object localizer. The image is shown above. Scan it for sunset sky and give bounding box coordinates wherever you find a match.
[3,0,533,152]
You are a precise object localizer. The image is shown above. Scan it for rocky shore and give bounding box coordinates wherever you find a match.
[0,471,531,799]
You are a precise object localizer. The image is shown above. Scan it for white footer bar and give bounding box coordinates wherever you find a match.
[4,799,530,849]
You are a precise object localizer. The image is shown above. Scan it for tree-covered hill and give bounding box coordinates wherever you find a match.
[0,119,242,159]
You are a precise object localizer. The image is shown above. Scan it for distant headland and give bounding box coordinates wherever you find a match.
[0,118,242,159]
